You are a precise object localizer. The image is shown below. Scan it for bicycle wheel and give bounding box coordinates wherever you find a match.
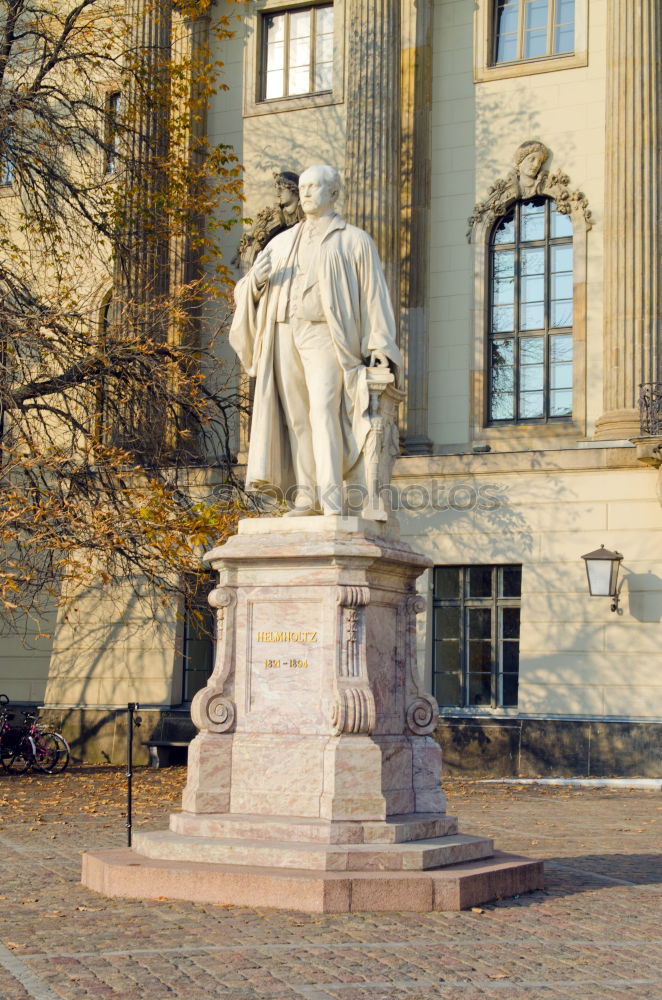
[32,732,61,773]
[36,731,69,773]
[1,735,35,774]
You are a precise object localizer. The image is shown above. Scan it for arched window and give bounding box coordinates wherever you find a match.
[488,197,573,423]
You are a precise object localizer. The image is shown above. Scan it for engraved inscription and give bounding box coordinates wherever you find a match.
[256,631,318,643]
[265,658,309,669]
[247,600,324,728]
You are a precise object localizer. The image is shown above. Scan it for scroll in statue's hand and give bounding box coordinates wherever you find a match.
[369,350,390,370]
[253,251,272,287]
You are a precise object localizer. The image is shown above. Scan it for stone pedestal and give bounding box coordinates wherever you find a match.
[82,517,543,911]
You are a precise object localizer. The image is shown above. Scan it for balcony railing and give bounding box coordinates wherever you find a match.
[639,382,662,435]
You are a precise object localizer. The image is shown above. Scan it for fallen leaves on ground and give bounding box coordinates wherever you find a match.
[0,765,188,828]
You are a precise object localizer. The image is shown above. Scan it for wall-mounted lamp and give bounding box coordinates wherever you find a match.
[581,545,623,613]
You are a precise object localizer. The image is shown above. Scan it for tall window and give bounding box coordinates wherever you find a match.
[1,113,15,187]
[493,0,574,63]
[105,91,121,174]
[433,565,522,709]
[489,197,573,423]
[0,157,13,187]
[182,581,215,703]
[261,5,333,101]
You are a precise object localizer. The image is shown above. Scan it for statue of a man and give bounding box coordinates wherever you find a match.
[230,164,401,515]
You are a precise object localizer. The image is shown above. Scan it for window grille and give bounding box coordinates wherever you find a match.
[433,565,522,709]
[261,5,334,101]
[489,197,573,424]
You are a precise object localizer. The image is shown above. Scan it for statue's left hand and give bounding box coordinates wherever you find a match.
[369,350,390,369]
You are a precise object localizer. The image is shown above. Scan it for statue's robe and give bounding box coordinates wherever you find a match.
[230,214,401,496]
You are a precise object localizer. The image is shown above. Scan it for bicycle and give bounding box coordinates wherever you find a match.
[0,696,37,774]
[23,710,70,774]
[0,696,70,774]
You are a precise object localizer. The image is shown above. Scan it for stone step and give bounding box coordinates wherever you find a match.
[169,811,459,845]
[133,829,494,873]
[82,847,544,912]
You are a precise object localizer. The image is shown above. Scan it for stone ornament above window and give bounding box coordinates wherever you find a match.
[467,140,592,242]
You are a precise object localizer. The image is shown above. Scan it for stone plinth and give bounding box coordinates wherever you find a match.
[82,517,543,911]
[82,849,543,913]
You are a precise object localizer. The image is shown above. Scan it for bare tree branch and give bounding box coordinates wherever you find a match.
[0,0,250,628]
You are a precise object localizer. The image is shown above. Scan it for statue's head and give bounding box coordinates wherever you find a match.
[299,164,341,216]
[273,170,300,210]
[514,140,548,180]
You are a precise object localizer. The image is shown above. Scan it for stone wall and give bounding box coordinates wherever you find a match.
[437,717,662,778]
[396,450,662,722]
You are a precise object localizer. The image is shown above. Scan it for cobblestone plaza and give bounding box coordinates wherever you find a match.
[0,769,659,999]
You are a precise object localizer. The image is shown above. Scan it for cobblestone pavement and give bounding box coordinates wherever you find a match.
[0,767,659,1000]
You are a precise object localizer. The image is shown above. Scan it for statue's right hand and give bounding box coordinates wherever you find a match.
[253,252,272,286]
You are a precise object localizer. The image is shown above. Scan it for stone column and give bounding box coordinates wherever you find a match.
[400,0,433,453]
[116,0,172,323]
[595,0,662,439]
[343,0,401,315]
[108,0,171,452]
[171,9,211,300]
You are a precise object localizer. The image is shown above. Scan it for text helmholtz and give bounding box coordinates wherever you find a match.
[256,631,319,643]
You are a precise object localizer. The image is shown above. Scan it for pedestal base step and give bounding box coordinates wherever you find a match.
[134,829,492,872]
[170,811,459,845]
[82,848,544,912]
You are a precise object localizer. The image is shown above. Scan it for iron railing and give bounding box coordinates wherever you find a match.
[638,382,662,435]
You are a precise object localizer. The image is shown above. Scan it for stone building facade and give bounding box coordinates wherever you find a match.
[2,0,661,775]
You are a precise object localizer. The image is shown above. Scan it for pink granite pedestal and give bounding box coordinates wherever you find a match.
[82,517,543,911]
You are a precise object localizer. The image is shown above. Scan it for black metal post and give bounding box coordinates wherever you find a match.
[126,702,141,847]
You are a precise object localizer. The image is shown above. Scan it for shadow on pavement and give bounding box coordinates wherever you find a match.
[542,852,662,890]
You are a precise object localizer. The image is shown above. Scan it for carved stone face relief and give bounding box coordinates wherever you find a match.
[519,151,546,178]
[514,140,548,175]
[514,140,549,196]
[234,169,304,269]
[273,170,302,218]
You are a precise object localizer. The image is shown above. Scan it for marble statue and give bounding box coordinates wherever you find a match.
[86,186,541,918]
[230,164,402,515]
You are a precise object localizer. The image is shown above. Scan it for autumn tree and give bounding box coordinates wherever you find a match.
[0,0,249,628]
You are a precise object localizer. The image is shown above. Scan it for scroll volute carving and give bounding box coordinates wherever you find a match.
[331,585,375,735]
[190,586,237,734]
[403,593,439,736]
[467,140,593,243]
